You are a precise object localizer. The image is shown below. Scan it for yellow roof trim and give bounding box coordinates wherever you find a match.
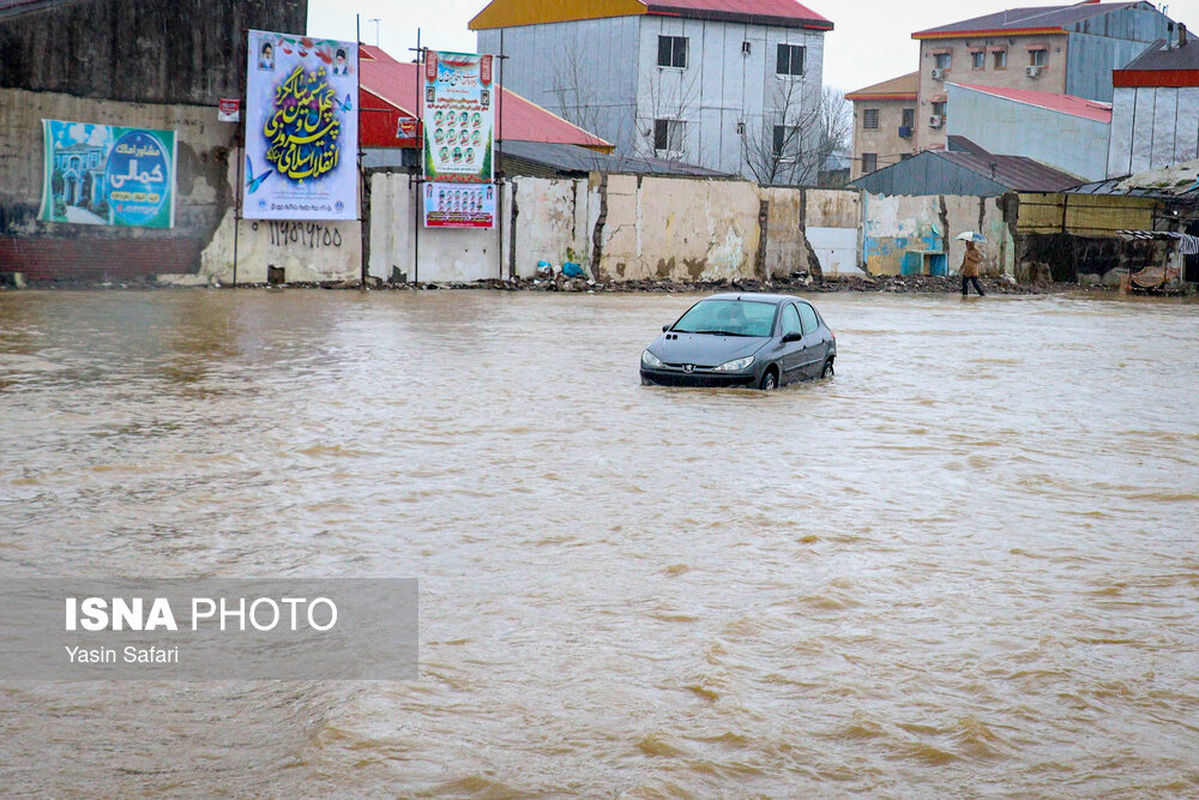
[470,0,649,30]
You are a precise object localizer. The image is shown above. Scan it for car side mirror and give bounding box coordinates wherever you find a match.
[782,331,803,343]
[662,324,671,332]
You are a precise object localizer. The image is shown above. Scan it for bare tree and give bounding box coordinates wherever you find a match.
[742,82,850,187]
[631,65,701,161]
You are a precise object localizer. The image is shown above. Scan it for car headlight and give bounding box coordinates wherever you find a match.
[714,355,754,372]
[641,349,665,368]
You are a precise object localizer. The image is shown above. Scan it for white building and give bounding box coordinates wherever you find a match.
[470,0,833,184]
[1107,25,1199,177]
[945,83,1112,181]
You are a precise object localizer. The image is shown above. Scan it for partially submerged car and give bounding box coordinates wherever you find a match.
[640,293,836,389]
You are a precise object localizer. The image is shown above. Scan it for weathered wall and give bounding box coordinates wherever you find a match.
[366,171,512,284]
[0,87,235,278]
[366,173,835,284]
[1015,192,1158,235]
[598,175,761,281]
[0,0,306,105]
[863,192,1014,276]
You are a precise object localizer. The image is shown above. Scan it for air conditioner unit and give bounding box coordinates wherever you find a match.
[930,67,946,81]
[929,115,943,128]
[1026,65,1043,78]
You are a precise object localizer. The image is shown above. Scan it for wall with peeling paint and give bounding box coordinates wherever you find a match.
[598,175,762,281]
[365,172,513,284]
[862,192,1014,276]
[365,172,833,284]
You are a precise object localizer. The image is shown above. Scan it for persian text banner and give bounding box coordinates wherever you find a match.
[39,120,176,229]
[423,181,496,229]
[244,30,358,220]
[422,51,494,183]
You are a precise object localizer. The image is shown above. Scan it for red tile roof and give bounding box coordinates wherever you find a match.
[950,82,1112,123]
[648,0,832,29]
[358,45,612,151]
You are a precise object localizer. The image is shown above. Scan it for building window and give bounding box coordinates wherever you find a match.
[931,101,946,117]
[861,152,878,173]
[773,125,799,159]
[862,108,879,129]
[900,153,914,161]
[971,51,985,69]
[901,108,915,128]
[657,35,688,68]
[654,118,685,154]
[1029,48,1047,67]
[777,43,805,76]
[993,49,1008,69]
[933,52,952,70]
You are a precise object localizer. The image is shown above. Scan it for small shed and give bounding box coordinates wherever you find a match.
[848,148,1083,197]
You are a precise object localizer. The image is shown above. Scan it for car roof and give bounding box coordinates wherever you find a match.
[701,292,808,306]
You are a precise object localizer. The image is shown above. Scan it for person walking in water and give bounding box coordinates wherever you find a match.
[960,240,985,296]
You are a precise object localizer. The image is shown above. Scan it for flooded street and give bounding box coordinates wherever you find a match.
[1,288,1198,798]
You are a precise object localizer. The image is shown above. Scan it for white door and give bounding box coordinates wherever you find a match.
[807,226,862,276]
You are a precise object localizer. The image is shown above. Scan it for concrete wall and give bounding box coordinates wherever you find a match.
[946,83,1110,181]
[366,172,842,283]
[366,171,513,284]
[0,88,362,284]
[862,192,1014,276]
[0,87,234,277]
[599,174,761,280]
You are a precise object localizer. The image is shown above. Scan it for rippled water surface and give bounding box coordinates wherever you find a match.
[1,288,1198,799]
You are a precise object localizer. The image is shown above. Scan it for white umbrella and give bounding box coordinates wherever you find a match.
[955,231,986,242]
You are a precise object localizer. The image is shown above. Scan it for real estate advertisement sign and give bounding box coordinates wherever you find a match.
[244,29,358,220]
[422,50,494,184]
[423,180,496,229]
[39,120,177,229]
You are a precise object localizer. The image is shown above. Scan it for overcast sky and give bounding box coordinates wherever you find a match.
[308,0,1198,94]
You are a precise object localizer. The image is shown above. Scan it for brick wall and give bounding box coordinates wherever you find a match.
[0,236,203,280]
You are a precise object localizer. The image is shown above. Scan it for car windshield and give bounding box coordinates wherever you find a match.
[672,300,775,337]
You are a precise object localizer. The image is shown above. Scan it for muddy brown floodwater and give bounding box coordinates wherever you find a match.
[1,288,1197,799]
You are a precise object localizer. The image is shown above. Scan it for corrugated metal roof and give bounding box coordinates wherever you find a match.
[849,149,1081,195]
[949,82,1112,122]
[939,151,1082,192]
[1069,160,1199,197]
[501,140,733,178]
[1120,38,1199,70]
[358,46,611,151]
[913,2,1144,38]
[846,72,919,100]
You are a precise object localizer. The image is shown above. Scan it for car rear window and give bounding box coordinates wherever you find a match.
[673,300,776,337]
[797,303,819,335]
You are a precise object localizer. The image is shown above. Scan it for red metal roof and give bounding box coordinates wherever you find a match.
[951,82,1112,123]
[648,0,832,29]
[358,45,612,151]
